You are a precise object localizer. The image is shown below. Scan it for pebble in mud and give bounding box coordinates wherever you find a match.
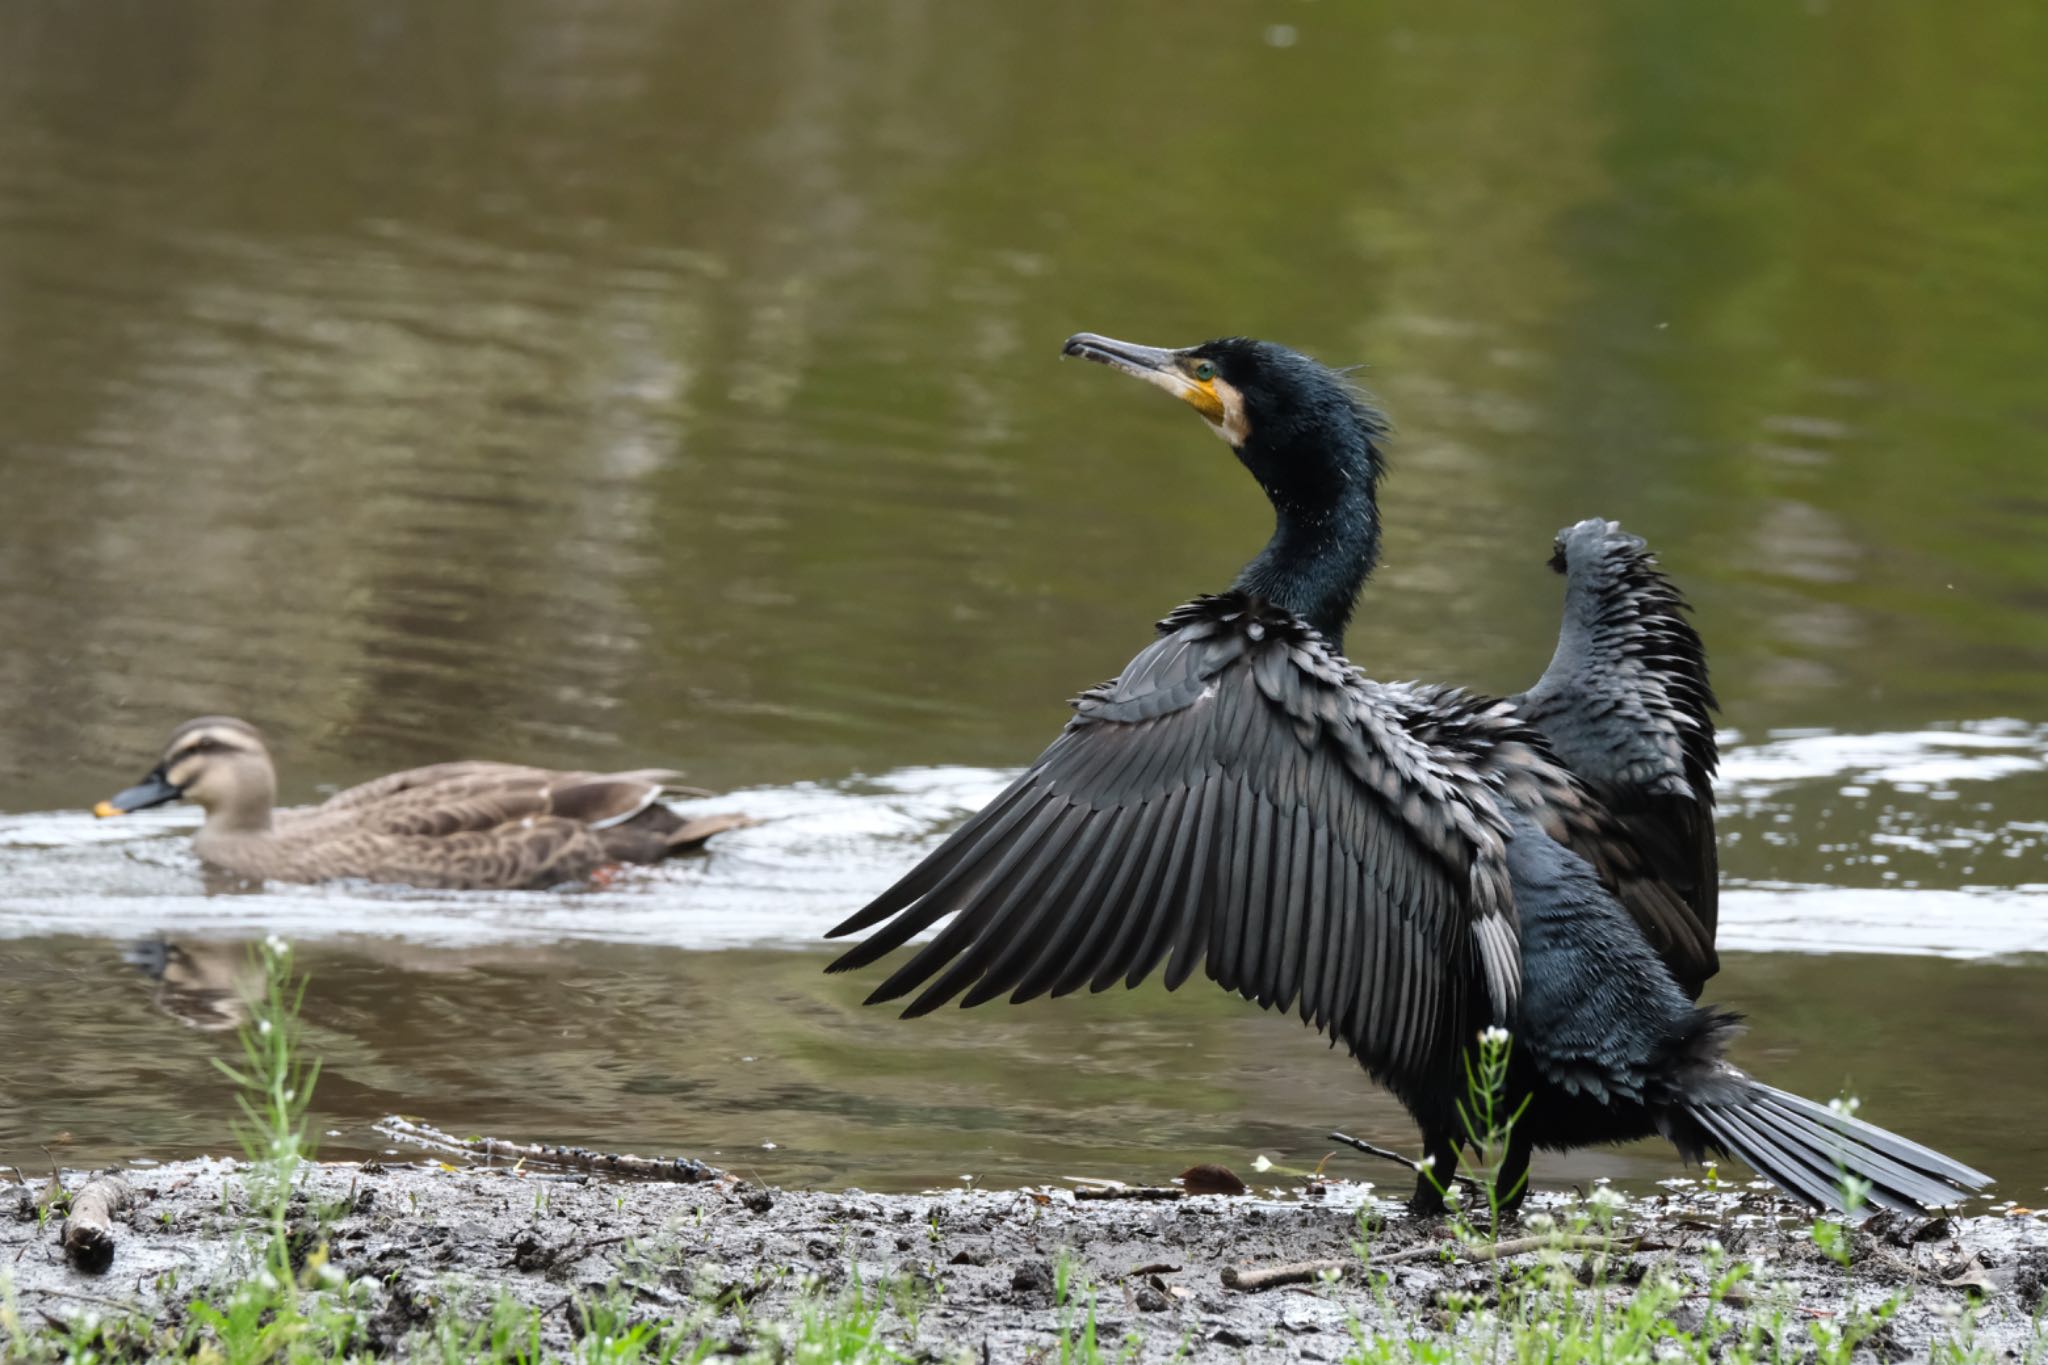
[510,1227,559,1272]
[1009,1258,1056,1304]
[2015,1247,2048,1313]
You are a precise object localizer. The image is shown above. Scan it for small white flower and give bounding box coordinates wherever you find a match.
[258,1019,273,1035]
[1479,1026,1511,1047]
[1418,1155,1435,1170]
[265,934,290,956]
[1251,1154,1275,1173]
[1827,1095,1862,1118]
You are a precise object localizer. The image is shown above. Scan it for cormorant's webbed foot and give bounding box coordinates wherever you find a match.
[1406,1181,1448,1218]
[1489,1130,1535,1220]
[1407,1133,1461,1218]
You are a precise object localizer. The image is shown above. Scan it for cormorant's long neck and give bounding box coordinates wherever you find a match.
[1232,472,1380,655]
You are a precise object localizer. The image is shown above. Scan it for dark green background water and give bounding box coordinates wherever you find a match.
[1,2,2043,1199]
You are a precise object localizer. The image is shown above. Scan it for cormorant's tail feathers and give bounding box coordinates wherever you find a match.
[1684,1082,1990,1218]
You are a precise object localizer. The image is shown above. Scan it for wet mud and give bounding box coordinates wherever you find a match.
[6,1156,2045,1361]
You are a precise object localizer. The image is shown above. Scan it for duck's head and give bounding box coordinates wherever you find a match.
[96,717,278,832]
[1061,332,1389,650]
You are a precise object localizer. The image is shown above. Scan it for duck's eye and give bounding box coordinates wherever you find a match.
[1190,360,1217,383]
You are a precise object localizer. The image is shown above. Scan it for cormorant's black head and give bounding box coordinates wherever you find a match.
[1061,332,1388,515]
[1061,332,1390,651]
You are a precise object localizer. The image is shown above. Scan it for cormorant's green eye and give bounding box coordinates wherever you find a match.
[1191,360,1217,382]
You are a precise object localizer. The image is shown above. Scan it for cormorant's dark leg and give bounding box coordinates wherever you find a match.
[1407,1132,1459,1216]
[1491,1128,1535,1219]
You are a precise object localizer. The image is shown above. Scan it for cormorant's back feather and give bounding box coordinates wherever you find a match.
[1514,519,1720,995]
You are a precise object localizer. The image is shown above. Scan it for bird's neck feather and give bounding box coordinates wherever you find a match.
[199,768,278,836]
[1232,467,1380,654]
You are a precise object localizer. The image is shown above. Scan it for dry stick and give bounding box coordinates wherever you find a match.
[1074,1186,1184,1202]
[1327,1131,1486,1196]
[1465,1234,1627,1263]
[1222,1234,1630,1292]
[61,1173,133,1274]
[29,1286,148,1314]
[375,1116,724,1184]
[1221,1259,1356,1291]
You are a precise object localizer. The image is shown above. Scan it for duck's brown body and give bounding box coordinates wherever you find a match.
[98,719,749,890]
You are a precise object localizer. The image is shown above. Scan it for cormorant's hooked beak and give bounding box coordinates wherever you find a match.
[95,767,184,818]
[1062,331,1232,433]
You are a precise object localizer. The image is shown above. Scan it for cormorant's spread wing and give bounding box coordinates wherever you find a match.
[827,593,1528,1080]
[1512,519,1720,994]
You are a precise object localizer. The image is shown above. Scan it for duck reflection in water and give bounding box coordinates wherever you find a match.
[125,937,254,1033]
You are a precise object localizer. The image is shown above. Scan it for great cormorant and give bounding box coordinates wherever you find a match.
[827,333,1988,1216]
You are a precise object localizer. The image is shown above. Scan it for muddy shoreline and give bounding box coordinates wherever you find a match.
[6,1151,2046,1361]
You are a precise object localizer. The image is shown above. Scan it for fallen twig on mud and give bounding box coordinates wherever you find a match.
[60,1172,133,1273]
[1327,1131,1486,1195]
[375,1116,724,1184]
[1221,1258,1357,1291]
[27,1286,149,1314]
[1222,1234,1632,1291]
[1073,1185,1184,1202]
[1463,1233,1627,1263]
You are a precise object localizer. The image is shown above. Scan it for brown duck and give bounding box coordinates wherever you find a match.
[93,716,751,890]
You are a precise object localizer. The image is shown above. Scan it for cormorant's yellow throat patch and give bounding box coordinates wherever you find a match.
[1189,373,1250,446]
[1139,364,1249,445]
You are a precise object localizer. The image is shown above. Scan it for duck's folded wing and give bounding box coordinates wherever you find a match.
[827,593,1526,1077]
[316,819,601,890]
[1512,519,1720,994]
[296,767,555,838]
[311,762,553,814]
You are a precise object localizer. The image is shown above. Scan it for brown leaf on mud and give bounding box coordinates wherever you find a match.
[1179,1164,1248,1197]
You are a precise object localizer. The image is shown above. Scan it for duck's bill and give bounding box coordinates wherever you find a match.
[94,769,183,817]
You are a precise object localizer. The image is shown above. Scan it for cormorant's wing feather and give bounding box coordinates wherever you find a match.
[827,592,1530,1084]
[1512,519,1720,995]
